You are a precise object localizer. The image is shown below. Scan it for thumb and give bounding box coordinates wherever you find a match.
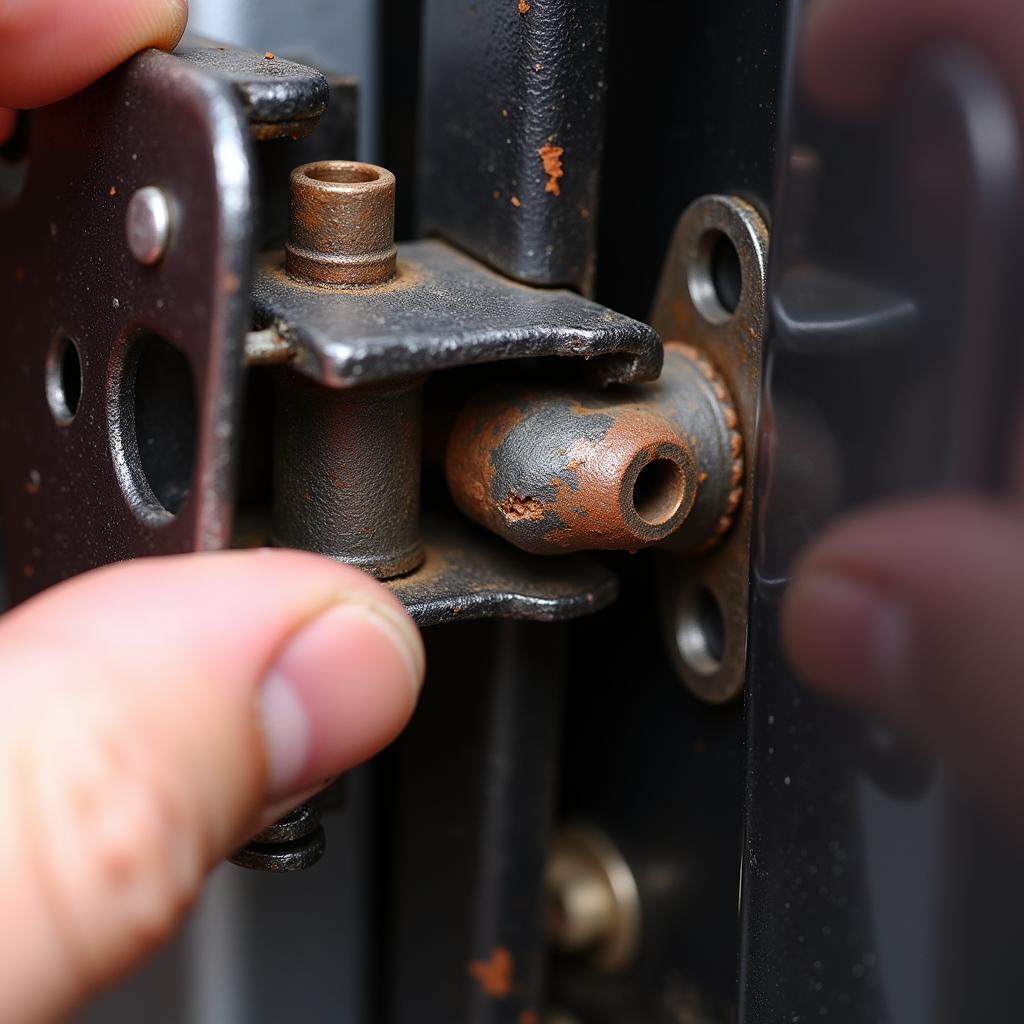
[0,549,424,1023]
[0,0,188,109]
[781,498,1024,824]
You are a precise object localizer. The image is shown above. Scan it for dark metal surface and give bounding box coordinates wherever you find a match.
[0,48,254,604]
[231,800,327,873]
[445,347,740,556]
[740,19,1024,1024]
[418,0,609,292]
[385,514,618,627]
[175,37,329,138]
[381,620,567,1024]
[273,376,424,579]
[253,239,662,389]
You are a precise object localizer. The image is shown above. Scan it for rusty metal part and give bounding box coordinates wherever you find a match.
[445,346,740,556]
[650,194,770,704]
[244,328,296,366]
[253,238,661,389]
[385,513,618,625]
[230,802,326,873]
[544,824,641,973]
[286,160,397,287]
[272,374,423,580]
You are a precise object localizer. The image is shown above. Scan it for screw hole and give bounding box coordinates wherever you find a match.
[675,585,726,676]
[46,334,82,425]
[116,330,197,518]
[632,457,685,526]
[304,162,379,184]
[690,229,743,324]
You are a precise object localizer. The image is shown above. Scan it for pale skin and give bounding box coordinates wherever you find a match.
[0,0,1021,1020]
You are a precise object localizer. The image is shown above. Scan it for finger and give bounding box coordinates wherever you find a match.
[0,0,188,109]
[781,497,1024,824]
[0,549,424,1023]
[801,0,1024,117]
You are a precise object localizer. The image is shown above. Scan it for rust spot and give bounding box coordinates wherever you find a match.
[534,63,543,70]
[520,1013,539,1024]
[518,0,531,12]
[579,207,590,219]
[538,143,564,196]
[492,189,501,199]
[22,564,34,578]
[468,947,514,998]
[108,186,117,197]
[264,51,276,60]
[500,492,545,522]
[510,196,521,208]
[223,272,241,294]
[334,478,344,489]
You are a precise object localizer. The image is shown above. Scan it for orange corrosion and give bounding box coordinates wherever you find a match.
[538,144,564,196]
[468,947,514,998]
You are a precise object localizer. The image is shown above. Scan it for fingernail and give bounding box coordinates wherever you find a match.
[783,569,910,702]
[259,602,424,800]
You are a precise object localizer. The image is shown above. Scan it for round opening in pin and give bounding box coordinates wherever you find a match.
[632,457,686,526]
[304,162,380,185]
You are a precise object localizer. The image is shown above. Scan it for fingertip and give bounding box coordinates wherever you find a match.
[260,602,424,801]
[0,0,190,108]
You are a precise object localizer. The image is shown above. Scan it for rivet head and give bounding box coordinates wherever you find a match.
[126,187,171,266]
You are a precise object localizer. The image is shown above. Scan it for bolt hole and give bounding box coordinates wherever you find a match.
[46,334,83,425]
[675,585,726,676]
[632,457,685,526]
[117,330,197,518]
[305,162,379,184]
[690,229,743,324]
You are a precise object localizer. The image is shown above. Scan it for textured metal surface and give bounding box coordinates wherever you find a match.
[231,802,326,872]
[175,37,329,137]
[741,33,1024,1024]
[273,377,423,579]
[286,161,397,286]
[445,347,740,555]
[385,515,618,627]
[419,0,610,291]
[0,48,254,604]
[253,239,661,389]
[650,195,770,705]
[382,620,567,1024]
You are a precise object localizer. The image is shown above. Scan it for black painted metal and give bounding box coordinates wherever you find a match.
[418,0,609,292]
[385,514,618,626]
[253,240,661,389]
[0,48,254,604]
[175,37,329,130]
[740,10,1024,1022]
[381,620,566,1024]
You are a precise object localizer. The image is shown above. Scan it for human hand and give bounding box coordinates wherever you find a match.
[0,0,188,143]
[0,550,424,1022]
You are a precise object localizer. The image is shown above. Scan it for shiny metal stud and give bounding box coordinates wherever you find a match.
[126,186,171,266]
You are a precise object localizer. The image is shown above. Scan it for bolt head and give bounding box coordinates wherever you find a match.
[126,187,171,266]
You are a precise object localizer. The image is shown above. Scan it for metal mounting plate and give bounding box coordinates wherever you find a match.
[385,515,618,626]
[0,49,254,603]
[650,195,769,703]
[252,239,662,388]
